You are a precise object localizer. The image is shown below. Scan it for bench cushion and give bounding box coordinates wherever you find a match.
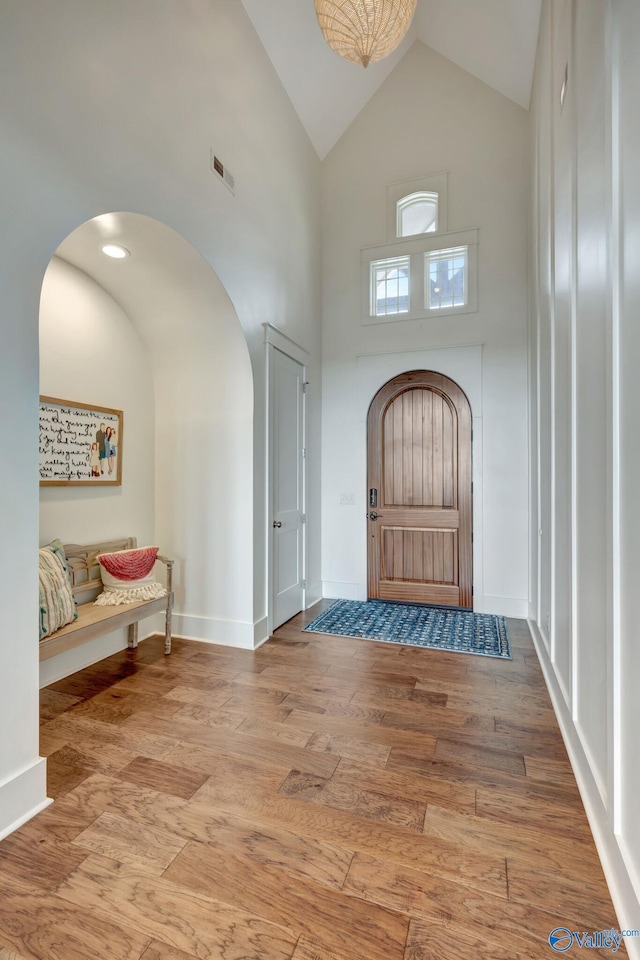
[39,595,168,661]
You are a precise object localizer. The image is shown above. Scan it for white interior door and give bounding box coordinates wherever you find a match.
[271,346,305,629]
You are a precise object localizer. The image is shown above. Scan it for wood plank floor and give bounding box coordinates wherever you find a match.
[1,603,626,960]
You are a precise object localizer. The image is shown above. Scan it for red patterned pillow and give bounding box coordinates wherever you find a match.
[98,546,159,581]
[95,546,166,606]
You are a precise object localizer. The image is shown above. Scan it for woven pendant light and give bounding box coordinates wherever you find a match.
[315,0,417,68]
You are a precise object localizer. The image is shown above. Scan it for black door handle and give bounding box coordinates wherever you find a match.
[367,512,378,521]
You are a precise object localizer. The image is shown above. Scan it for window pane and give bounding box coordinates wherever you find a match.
[426,247,467,310]
[371,257,410,315]
[400,200,437,237]
[397,192,438,237]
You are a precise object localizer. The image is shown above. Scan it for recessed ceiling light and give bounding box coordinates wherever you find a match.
[101,244,130,259]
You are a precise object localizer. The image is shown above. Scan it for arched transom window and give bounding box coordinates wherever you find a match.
[363,173,477,324]
[397,191,438,238]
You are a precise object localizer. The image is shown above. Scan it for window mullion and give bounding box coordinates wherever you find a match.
[409,253,421,315]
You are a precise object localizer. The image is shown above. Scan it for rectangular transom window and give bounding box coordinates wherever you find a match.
[425,246,467,310]
[362,227,477,325]
[370,256,410,316]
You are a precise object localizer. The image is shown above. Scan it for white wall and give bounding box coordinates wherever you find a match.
[321,41,530,616]
[618,0,640,919]
[529,0,640,945]
[0,0,321,836]
[39,258,155,549]
[39,256,156,685]
[53,213,257,650]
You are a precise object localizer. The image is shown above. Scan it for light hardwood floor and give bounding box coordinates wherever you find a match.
[0,603,625,959]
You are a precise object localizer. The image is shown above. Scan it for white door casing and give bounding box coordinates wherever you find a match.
[270,346,305,628]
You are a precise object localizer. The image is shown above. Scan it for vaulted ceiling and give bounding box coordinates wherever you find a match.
[241,0,542,158]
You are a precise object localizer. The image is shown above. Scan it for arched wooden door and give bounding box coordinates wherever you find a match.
[367,371,473,608]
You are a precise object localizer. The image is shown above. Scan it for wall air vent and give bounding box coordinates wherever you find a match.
[210,150,235,194]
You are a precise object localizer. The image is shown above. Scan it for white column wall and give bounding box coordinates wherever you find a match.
[617,0,640,912]
[529,0,640,944]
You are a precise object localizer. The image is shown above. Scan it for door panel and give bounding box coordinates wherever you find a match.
[384,390,456,506]
[382,528,457,583]
[367,371,472,608]
[272,348,305,628]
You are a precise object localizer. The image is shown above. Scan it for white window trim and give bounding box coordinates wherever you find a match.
[370,255,411,318]
[362,228,479,325]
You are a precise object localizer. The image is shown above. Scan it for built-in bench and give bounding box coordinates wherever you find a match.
[39,537,174,661]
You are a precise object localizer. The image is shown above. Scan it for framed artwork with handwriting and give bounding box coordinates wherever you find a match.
[39,397,123,486]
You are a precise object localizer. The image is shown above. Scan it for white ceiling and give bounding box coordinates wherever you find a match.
[241,0,542,158]
[53,213,232,351]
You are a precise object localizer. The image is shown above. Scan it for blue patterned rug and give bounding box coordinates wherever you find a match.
[304,599,511,659]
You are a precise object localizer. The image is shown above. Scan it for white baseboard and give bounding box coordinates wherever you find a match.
[322,581,366,601]
[529,618,640,957]
[253,617,269,649]
[478,594,529,618]
[171,613,258,650]
[305,582,323,609]
[39,612,265,687]
[0,758,51,840]
[39,628,130,687]
[619,835,640,930]
[39,611,165,687]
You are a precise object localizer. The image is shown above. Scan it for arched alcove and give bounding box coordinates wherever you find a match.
[39,212,255,682]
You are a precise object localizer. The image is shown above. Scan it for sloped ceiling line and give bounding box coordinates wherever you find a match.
[241,0,542,158]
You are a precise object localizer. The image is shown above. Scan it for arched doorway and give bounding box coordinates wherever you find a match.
[366,370,473,608]
[39,211,256,685]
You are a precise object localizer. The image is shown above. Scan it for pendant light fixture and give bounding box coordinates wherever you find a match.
[315,0,417,69]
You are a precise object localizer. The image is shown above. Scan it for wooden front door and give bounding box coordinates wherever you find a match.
[367,371,473,608]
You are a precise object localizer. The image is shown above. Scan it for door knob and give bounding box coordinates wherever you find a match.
[367,512,378,521]
[273,521,282,528]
